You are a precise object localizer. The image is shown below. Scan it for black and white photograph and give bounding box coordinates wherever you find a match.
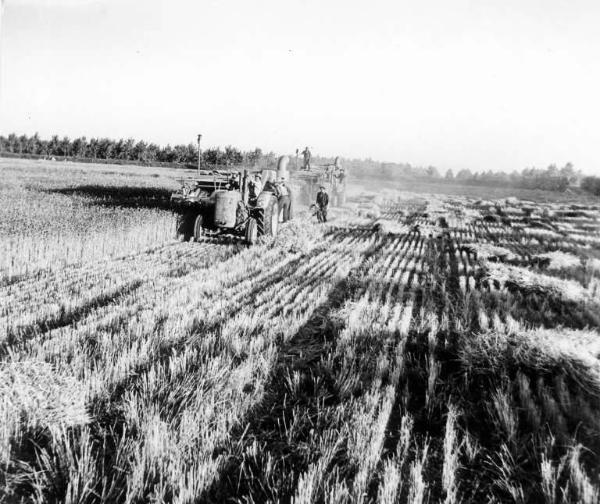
[1,1,599,502]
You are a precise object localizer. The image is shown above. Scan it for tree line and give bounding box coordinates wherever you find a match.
[358,159,592,194]
[1,132,598,195]
[440,164,581,192]
[0,132,269,167]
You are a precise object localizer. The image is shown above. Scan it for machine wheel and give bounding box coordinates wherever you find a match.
[245,218,258,245]
[193,213,205,241]
[258,198,279,237]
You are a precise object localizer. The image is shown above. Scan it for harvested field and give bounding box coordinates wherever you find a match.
[1,159,600,503]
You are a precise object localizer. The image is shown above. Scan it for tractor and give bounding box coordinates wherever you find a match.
[171,134,347,243]
[293,156,347,207]
[171,165,283,245]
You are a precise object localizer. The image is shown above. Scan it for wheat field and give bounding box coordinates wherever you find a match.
[1,159,599,503]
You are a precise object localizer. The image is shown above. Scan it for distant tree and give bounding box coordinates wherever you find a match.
[145,143,160,163]
[98,138,114,159]
[58,136,71,157]
[246,147,262,166]
[456,168,473,180]
[495,171,510,184]
[582,176,600,196]
[158,145,176,163]
[121,138,135,160]
[203,147,222,165]
[38,138,50,157]
[7,133,18,153]
[380,163,398,179]
[132,140,147,161]
[171,144,187,164]
[445,169,454,180]
[72,137,88,157]
[184,143,198,164]
[49,135,61,156]
[88,138,99,158]
[560,162,578,184]
[27,133,41,154]
[546,164,559,177]
[18,134,29,154]
[426,166,440,178]
[222,145,243,165]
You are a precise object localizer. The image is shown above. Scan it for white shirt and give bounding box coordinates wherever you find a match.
[250,179,262,196]
[278,183,289,197]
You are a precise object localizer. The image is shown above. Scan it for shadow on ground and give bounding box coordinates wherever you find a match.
[45,185,175,211]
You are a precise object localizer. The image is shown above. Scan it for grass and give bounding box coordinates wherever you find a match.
[0,158,599,503]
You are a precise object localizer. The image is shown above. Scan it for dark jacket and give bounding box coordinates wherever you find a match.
[317,191,329,207]
[263,180,277,193]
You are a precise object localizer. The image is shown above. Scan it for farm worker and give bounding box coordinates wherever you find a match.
[227,174,239,191]
[248,173,262,205]
[316,185,329,222]
[276,176,292,222]
[301,146,311,170]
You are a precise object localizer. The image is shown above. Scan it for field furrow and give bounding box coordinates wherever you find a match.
[2,171,600,504]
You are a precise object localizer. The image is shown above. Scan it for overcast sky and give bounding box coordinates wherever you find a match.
[1,0,599,174]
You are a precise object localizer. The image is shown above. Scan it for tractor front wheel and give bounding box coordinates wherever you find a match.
[245,218,258,245]
[257,198,279,237]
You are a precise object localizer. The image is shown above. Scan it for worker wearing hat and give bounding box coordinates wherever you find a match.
[316,185,329,223]
[276,175,292,222]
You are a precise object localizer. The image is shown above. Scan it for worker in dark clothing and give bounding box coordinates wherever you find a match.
[301,146,312,170]
[227,174,240,191]
[276,176,292,222]
[316,185,329,222]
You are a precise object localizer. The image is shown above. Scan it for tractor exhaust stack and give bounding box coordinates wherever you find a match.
[197,134,202,175]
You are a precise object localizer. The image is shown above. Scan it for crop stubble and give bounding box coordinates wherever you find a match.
[1,161,599,503]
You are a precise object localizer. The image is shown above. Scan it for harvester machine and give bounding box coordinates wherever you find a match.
[171,164,284,245]
[291,156,347,207]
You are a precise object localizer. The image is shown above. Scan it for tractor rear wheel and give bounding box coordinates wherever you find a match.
[193,213,205,241]
[245,217,258,245]
[257,198,279,237]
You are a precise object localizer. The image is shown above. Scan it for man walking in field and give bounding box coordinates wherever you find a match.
[316,185,329,222]
[276,176,292,222]
[301,146,312,170]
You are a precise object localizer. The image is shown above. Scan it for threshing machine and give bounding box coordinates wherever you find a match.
[171,134,347,244]
[293,156,347,207]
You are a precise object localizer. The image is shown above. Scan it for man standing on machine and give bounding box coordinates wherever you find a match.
[301,146,312,170]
